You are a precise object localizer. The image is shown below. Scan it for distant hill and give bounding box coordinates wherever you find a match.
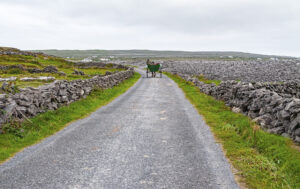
[30,49,290,60]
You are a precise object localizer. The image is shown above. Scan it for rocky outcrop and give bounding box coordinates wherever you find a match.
[75,62,128,69]
[19,77,55,81]
[0,64,66,76]
[41,65,58,73]
[0,77,17,82]
[28,66,66,76]
[72,70,85,75]
[176,73,300,143]
[0,69,134,128]
[0,64,26,71]
[0,47,48,57]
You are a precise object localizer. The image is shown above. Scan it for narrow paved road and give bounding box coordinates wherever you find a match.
[0,70,239,189]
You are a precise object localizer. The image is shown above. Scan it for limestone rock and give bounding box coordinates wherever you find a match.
[72,70,85,75]
[232,107,241,113]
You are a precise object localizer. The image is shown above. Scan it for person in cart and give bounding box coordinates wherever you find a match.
[146,59,162,78]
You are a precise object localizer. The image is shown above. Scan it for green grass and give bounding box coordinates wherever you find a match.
[0,72,140,164]
[166,73,300,189]
[197,74,221,85]
[0,54,124,90]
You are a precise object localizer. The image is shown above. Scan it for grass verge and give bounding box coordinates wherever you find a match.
[197,74,221,86]
[166,72,300,189]
[0,72,140,164]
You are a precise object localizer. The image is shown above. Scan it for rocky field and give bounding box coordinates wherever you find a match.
[112,58,300,82]
[162,59,300,82]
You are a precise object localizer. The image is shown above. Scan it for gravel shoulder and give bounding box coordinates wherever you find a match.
[0,69,239,189]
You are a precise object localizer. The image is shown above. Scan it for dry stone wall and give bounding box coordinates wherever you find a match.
[75,62,128,69]
[251,81,300,99]
[0,69,134,129]
[175,73,300,143]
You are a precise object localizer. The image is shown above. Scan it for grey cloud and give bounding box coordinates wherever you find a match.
[0,0,299,56]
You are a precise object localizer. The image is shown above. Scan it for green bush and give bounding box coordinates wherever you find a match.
[6,68,25,74]
[106,63,114,68]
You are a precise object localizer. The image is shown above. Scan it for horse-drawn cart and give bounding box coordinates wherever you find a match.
[146,63,162,78]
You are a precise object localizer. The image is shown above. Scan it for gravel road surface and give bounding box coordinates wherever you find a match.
[0,69,239,189]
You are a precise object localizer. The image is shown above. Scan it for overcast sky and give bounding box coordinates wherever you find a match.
[0,0,299,56]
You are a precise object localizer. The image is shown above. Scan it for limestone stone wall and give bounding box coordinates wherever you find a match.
[0,69,134,129]
[176,73,300,143]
